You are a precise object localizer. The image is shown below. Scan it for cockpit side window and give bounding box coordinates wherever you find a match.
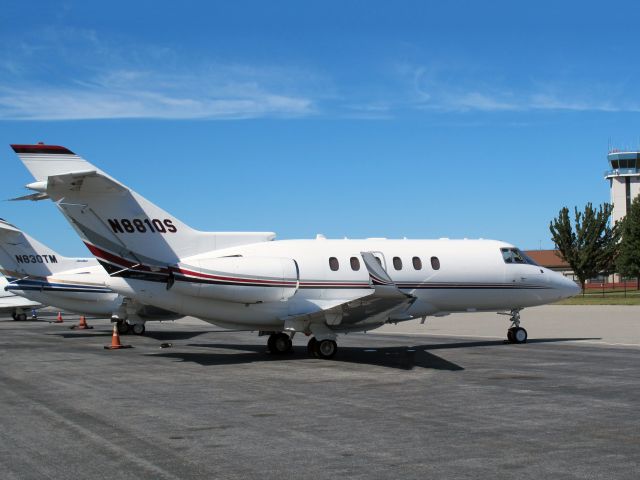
[501,248,539,266]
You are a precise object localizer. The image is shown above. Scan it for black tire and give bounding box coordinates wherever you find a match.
[17,313,27,322]
[11,312,18,321]
[267,333,277,353]
[269,333,292,354]
[307,337,319,357]
[507,327,515,343]
[316,339,337,359]
[131,323,146,335]
[116,321,131,335]
[513,327,527,344]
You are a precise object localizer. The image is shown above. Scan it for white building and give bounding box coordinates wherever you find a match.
[605,150,640,224]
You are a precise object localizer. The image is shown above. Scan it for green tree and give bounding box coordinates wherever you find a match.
[616,196,640,288]
[549,203,619,292]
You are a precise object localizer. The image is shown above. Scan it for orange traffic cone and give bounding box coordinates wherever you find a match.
[52,311,64,324]
[70,315,93,330]
[104,323,132,350]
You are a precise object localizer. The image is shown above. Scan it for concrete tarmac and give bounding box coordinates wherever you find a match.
[376,304,640,347]
[0,308,638,479]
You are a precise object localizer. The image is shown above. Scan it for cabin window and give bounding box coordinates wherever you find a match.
[329,257,339,271]
[393,256,402,270]
[431,256,440,270]
[350,256,360,271]
[412,256,422,270]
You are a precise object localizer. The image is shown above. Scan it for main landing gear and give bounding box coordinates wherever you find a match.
[307,337,338,359]
[115,320,146,336]
[265,332,338,359]
[505,309,527,344]
[267,332,293,355]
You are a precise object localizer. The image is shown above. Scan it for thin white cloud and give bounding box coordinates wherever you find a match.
[0,84,314,121]
[0,30,319,121]
[0,66,315,121]
[404,63,640,114]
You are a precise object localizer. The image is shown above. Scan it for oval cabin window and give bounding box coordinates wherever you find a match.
[329,257,339,271]
[431,256,440,270]
[350,257,360,271]
[412,256,422,270]
[393,256,402,270]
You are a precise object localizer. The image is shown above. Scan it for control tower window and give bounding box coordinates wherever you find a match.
[501,248,539,265]
[611,160,619,169]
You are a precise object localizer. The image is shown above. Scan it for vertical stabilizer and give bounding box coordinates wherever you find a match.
[0,219,95,278]
[11,144,275,280]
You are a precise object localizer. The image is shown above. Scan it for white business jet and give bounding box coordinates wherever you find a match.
[11,144,580,358]
[0,218,180,333]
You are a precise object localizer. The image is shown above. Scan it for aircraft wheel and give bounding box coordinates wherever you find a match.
[116,321,131,335]
[268,333,292,354]
[316,339,337,359]
[17,313,27,321]
[512,327,527,344]
[307,337,319,357]
[11,312,18,321]
[507,327,516,343]
[131,323,146,335]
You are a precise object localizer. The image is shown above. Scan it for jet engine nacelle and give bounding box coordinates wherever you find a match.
[172,256,299,304]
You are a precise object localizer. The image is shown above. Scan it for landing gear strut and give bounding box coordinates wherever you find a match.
[505,309,527,344]
[267,332,293,354]
[307,337,338,359]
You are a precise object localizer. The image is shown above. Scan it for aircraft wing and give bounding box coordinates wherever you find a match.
[283,252,415,332]
[0,277,43,312]
[0,293,42,312]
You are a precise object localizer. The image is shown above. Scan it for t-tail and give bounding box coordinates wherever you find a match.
[0,218,94,278]
[10,144,275,281]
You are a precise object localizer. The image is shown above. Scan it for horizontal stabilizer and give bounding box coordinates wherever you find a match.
[9,192,49,202]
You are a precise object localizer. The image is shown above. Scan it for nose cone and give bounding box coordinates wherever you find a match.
[556,275,581,299]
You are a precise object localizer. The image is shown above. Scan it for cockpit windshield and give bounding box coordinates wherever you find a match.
[501,248,539,266]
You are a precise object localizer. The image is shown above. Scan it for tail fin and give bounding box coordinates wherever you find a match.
[0,218,94,278]
[11,144,275,277]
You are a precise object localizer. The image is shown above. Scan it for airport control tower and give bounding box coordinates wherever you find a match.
[605,150,640,223]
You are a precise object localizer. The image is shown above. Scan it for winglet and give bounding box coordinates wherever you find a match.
[360,252,395,286]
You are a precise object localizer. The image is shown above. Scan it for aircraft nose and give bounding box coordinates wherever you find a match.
[558,275,581,298]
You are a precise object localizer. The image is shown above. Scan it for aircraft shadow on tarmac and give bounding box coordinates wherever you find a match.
[151,344,462,371]
[149,336,602,371]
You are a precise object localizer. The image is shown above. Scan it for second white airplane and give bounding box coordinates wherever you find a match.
[0,218,180,333]
[11,143,580,358]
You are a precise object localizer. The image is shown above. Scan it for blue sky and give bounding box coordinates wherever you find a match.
[1,1,639,256]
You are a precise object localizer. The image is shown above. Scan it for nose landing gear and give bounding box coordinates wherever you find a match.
[504,309,527,344]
